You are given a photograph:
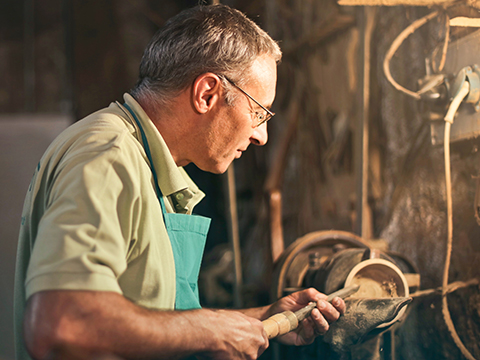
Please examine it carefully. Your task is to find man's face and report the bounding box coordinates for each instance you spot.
[199,55,277,174]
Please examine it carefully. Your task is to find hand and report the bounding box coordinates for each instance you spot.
[267,288,346,346]
[197,309,269,360]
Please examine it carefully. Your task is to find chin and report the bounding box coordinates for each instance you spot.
[214,163,231,174]
[198,161,231,175]
[196,154,236,174]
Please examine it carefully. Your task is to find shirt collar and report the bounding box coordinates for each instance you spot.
[115,93,204,208]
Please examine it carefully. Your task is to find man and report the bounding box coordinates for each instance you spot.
[14,4,345,360]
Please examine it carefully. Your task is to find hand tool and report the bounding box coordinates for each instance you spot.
[262,284,360,339]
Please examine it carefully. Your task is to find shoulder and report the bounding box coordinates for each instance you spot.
[46,105,144,166]
[32,105,150,203]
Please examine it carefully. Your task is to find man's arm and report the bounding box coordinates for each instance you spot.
[24,290,268,360]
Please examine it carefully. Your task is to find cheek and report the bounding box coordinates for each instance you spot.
[222,108,253,144]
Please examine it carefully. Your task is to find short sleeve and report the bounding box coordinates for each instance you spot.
[25,135,139,299]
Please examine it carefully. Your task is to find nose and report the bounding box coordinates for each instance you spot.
[250,122,268,146]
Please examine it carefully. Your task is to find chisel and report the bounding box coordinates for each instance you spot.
[262,284,360,339]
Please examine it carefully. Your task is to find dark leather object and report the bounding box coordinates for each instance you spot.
[323,297,412,352]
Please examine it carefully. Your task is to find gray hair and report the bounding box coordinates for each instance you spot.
[130,4,282,106]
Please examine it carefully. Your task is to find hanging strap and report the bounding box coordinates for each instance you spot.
[123,103,168,214]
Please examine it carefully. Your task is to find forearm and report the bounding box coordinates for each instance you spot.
[25,291,219,360]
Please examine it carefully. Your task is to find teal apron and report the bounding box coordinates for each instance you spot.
[124,103,211,310]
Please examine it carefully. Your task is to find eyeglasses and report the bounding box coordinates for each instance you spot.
[218,75,275,127]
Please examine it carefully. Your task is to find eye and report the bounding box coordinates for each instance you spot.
[256,112,266,121]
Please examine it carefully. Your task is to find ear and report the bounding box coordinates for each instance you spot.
[192,73,222,114]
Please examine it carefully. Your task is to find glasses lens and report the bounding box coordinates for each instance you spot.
[256,112,274,127]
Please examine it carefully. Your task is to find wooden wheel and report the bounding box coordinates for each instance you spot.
[271,230,369,300]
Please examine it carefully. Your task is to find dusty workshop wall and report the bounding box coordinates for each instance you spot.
[246,1,480,359]
[239,0,360,302]
[222,0,480,359]
[374,5,480,359]
[266,0,358,240]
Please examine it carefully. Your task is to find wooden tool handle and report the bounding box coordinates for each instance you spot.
[262,310,298,339]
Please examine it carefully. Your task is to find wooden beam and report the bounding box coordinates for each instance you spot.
[265,100,300,264]
[450,16,480,27]
[338,0,454,6]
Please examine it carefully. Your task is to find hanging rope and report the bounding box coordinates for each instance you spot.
[383,10,443,100]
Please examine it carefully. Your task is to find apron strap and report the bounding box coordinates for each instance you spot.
[123,103,168,215]
[123,101,210,311]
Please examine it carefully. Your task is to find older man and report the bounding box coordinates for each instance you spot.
[15,4,345,360]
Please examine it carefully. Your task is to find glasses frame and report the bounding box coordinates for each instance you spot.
[218,75,275,127]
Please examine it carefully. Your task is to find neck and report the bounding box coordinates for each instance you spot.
[135,93,195,168]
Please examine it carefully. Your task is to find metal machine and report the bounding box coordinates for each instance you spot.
[270,230,419,354]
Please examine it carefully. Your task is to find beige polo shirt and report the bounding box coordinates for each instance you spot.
[14,94,205,360]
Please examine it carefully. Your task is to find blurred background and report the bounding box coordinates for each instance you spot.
[1,0,480,359]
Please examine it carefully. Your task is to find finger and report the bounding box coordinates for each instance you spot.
[253,321,269,358]
[309,309,329,335]
[258,333,269,357]
[314,300,340,324]
[298,318,318,345]
[331,297,346,315]
[291,288,327,305]
[261,327,270,349]
[301,317,316,338]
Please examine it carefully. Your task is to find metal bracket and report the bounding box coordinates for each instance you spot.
[451,65,480,108]
[430,64,480,145]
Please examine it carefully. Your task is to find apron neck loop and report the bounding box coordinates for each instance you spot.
[123,102,168,215]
